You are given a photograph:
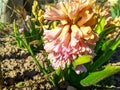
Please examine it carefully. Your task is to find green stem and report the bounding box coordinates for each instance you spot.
[28,45,47,74]
[13,20,22,47]
[21,39,55,85]
[27,46,55,85]
[12,21,55,85]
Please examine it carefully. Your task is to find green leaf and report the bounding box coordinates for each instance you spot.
[16,82,24,87]
[110,33,120,50]
[13,20,23,47]
[102,39,112,51]
[95,26,117,53]
[55,67,61,76]
[117,0,120,16]
[54,67,62,85]
[72,55,92,70]
[10,88,13,90]
[94,17,105,35]
[110,6,117,18]
[91,32,120,71]
[0,22,7,28]
[80,64,120,86]
[65,69,82,88]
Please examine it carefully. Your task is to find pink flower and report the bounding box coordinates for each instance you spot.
[44,0,98,73]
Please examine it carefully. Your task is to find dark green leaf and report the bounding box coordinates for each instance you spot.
[95,26,117,53]
[102,39,112,51]
[54,67,62,85]
[90,33,120,71]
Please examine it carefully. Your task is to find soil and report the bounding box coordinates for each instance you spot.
[0,25,120,90]
[0,25,54,90]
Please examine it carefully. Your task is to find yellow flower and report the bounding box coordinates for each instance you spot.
[106,16,120,39]
[111,16,120,26]
[38,9,44,23]
[32,0,39,16]
[108,0,118,6]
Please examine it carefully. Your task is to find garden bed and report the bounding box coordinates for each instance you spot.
[0,24,120,90]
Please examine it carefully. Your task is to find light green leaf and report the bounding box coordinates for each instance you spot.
[72,55,92,70]
[80,64,120,86]
[110,34,120,50]
[10,88,13,90]
[94,17,105,35]
[16,82,24,87]
[55,67,61,76]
